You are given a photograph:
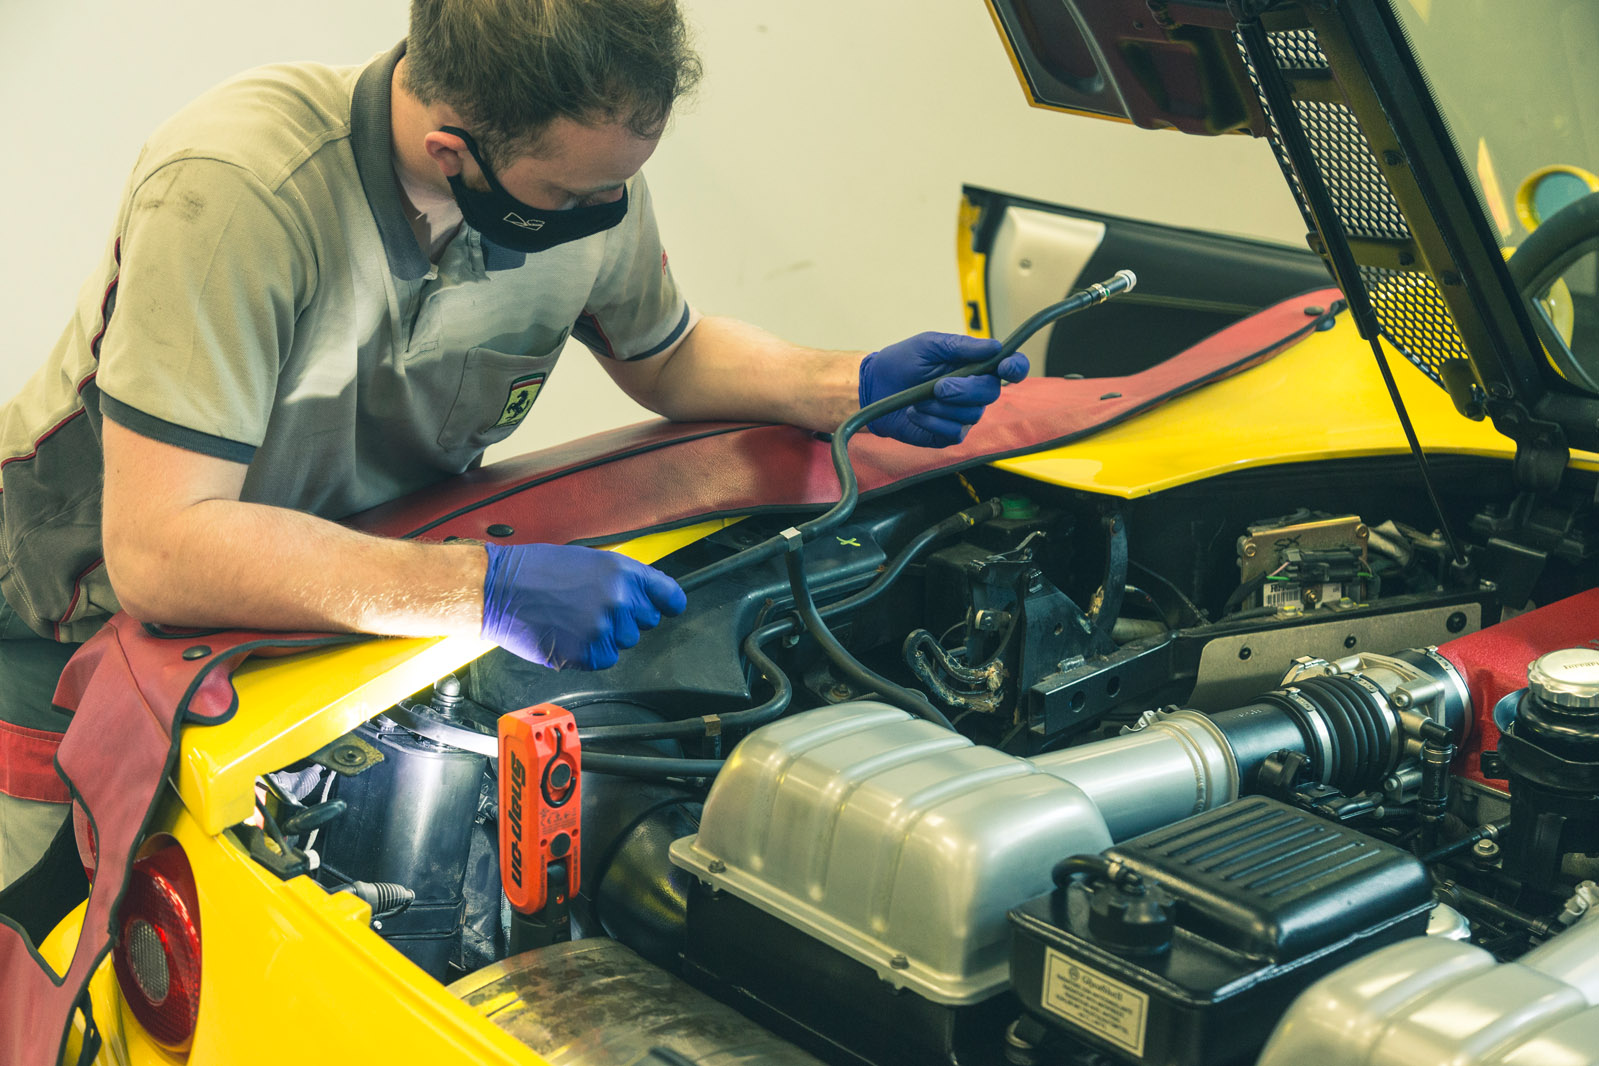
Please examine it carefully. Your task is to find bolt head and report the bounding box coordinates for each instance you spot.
[708,859,727,874]
[889,953,910,970]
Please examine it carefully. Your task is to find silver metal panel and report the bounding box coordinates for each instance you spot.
[449,938,823,1066]
[1189,602,1481,710]
[1033,710,1239,841]
[671,703,1115,1005]
[1496,1008,1599,1066]
[1260,910,1599,1066]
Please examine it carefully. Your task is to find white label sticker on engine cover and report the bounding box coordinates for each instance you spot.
[1040,948,1149,1058]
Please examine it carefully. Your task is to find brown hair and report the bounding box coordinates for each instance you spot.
[404,0,701,166]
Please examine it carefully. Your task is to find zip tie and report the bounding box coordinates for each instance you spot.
[780,527,803,552]
[704,714,722,738]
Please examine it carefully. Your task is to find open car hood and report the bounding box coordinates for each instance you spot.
[986,0,1599,475]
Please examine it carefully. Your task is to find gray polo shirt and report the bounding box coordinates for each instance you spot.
[0,43,692,642]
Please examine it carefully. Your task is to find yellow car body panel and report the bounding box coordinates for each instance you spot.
[43,802,543,1066]
[956,197,993,340]
[992,309,1599,497]
[180,634,493,836]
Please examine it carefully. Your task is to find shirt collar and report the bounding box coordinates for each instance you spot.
[351,41,434,281]
[352,41,529,278]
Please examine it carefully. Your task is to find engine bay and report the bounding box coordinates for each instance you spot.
[242,445,1599,1066]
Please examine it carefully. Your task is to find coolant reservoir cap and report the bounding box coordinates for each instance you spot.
[1528,648,1599,709]
[1086,877,1175,956]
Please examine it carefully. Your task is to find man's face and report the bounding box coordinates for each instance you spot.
[461,117,661,211]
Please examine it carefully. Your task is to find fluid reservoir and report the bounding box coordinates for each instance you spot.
[1501,648,1599,892]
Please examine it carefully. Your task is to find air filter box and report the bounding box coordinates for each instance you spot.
[1009,796,1432,1066]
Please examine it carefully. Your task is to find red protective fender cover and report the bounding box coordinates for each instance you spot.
[1439,588,1599,788]
[348,289,1344,547]
[0,620,358,1066]
[0,288,1337,1065]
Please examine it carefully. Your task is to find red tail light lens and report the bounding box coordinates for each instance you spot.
[111,841,201,1053]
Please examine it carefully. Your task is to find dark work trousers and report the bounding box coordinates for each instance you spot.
[0,594,82,888]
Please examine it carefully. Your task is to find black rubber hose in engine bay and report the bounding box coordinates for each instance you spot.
[577,497,1003,745]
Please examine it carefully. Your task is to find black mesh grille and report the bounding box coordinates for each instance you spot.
[1238,26,1464,385]
[1297,101,1411,240]
[1265,25,1327,69]
[1359,265,1465,379]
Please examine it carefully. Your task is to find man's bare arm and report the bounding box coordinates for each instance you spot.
[101,418,487,635]
[598,315,865,432]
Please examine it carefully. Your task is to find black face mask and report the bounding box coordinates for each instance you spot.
[439,125,629,253]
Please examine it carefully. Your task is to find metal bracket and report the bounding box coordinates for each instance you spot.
[308,732,386,776]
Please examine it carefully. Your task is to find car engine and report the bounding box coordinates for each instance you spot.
[251,450,1599,1066]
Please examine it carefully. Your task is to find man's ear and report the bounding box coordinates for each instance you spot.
[422,129,471,180]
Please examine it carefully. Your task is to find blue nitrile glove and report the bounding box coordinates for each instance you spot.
[857,332,1030,448]
[480,542,687,670]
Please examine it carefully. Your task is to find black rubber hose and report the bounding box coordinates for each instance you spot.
[906,628,1001,687]
[1435,881,1561,940]
[579,751,724,779]
[1052,854,1116,888]
[678,272,1136,594]
[576,623,795,743]
[1416,819,1509,865]
[786,541,955,729]
[822,497,1003,618]
[577,498,1002,744]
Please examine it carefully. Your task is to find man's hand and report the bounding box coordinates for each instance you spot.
[857,333,1029,448]
[480,543,687,670]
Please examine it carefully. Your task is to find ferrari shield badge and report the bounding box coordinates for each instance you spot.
[494,373,547,430]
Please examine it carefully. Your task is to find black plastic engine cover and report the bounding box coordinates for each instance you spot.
[684,885,1018,1066]
[1009,797,1432,1066]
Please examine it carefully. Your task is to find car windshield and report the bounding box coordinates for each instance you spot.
[1394,0,1599,384]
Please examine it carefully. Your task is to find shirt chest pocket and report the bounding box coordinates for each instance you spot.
[436,340,565,454]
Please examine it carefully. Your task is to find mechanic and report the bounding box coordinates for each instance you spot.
[0,0,1026,888]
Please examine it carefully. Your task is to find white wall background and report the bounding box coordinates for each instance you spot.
[0,1,1306,459]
